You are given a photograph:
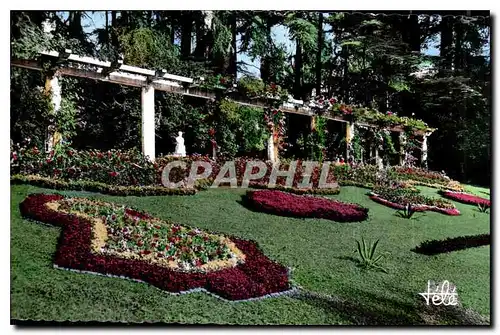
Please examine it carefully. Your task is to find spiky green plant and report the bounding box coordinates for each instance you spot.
[396,203,417,219]
[355,237,388,273]
[477,203,490,213]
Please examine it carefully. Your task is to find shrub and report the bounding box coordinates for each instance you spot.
[412,234,490,255]
[11,174,196,196]
[245,189,369,222]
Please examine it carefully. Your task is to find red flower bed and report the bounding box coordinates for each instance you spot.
[245,190,369,222]
[369,193,460,216]
[19,193,291,301]
[438,190,490,207]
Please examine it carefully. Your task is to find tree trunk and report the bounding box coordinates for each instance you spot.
[105,11,109,47]
[194,12,206,58]
[68,11,84,40]
[293,39,303,100]
[315,12,324,96]
[454,17,465,70]
[405,14,421,53]
[440,16,454,70]
[227,12,238,76]
[180,12,193,58]
[341,44,349,103]
[260,22,273,83]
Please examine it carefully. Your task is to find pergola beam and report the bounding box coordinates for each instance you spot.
[11,56,435,136]
[12,51,436,164]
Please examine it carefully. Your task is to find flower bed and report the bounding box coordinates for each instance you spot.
[438,190,490,207]
[412,234,490,255]
[247,182,340,195]
[11,142,464,194]
[19,193,292,301]
[245,190,369,222]
[391,167,464,191]
[369,186,460,216]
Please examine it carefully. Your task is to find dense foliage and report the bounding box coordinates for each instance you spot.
[10,10,490,185]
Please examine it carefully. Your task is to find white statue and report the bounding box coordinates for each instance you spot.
[175,131,186,157]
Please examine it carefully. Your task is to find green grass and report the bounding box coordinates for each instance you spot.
[10,184,490,325]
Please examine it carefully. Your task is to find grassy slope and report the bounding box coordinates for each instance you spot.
[10,184,490,324]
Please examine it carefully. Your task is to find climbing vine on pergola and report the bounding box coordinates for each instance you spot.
[11,50,435,167]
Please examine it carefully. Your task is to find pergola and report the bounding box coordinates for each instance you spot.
[11,50,435,167]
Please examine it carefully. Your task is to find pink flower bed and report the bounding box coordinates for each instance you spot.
[245,190,369,222]
[438,190,490,207]
[369,194,461,216]
[19,193,292,301]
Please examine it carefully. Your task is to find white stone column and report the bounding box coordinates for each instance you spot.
[422,134,429,168]
[374,145,383,170]
[399,132,407,166]
[267,134,275,162]
[141,85,155,162]
[45,73,62,152]
[345,122,355,161]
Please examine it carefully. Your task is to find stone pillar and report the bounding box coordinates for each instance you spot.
[422,134,429,168]
[141,84,155,162]
[44,72,62,152]
[267,133,275,162]
[374,144,383,170]
[399,132,407,166]
[345,122,355,161]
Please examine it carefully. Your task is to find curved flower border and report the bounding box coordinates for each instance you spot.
[245,189,369,222]
[369,192,460,216]
[438,190,490,207]
[19,193,292,301]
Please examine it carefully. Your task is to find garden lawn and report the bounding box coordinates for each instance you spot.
[10,184,490,325]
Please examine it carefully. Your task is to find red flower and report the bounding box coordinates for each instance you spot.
[246,190,368,222]
[329,98,337,104]
[270,83,277,90]
[97,152,104,159]
[19,193,292,301]
[208,128,216,137]
[109,171,119,177]
[440,191,490,207]
[67,150,73,157]
[11,152,17,161]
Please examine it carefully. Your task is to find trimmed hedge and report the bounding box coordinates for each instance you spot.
[11,174,197,196]
[412,234,490,255]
